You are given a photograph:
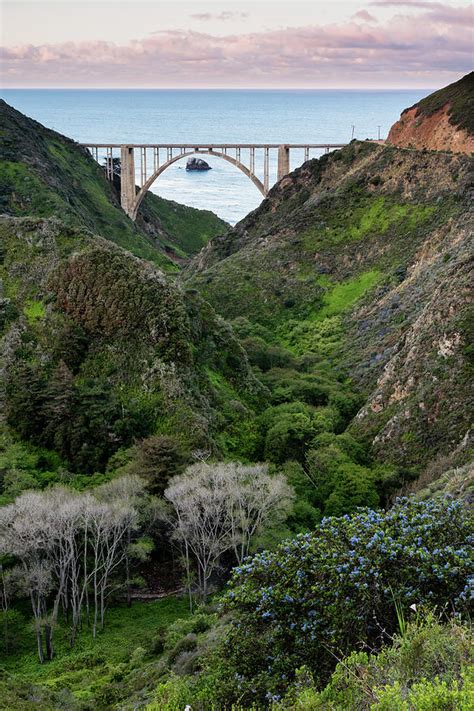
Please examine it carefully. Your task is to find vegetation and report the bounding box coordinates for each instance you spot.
[280,615,473,709]
[144,500,473,709]
[0,91,472,710]
[165,462,293,599]
[215,498,472,705]
[0,100,226,267]
[141,192,228,256]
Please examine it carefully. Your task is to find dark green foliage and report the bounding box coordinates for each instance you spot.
[278,462,322,532]
[306,435,380,515]
[218,498,473,704]
[0,218,260,475]
[260,402,333,463]
[4,358,154,472]
[124,434,190,495]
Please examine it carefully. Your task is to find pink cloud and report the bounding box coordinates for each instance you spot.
[371,1,473,24]
[352,10,378,22]
[1,4,471,88]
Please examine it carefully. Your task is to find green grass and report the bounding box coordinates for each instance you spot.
[316,270,382,320]
[276,271,382,358]
[3,596,191,701]
[23,299,46,324]
[142,192,228,256]
[302,196,436,250]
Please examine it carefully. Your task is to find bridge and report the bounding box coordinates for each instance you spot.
[82,143,347,220]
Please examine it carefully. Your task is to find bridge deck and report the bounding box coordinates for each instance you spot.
[80,143,347,149]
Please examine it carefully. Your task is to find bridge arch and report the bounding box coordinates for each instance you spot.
[131,150,266,220]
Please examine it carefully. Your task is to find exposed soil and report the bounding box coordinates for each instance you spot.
[387,105,474,154]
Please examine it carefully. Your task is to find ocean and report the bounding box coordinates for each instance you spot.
[1,88,429,224]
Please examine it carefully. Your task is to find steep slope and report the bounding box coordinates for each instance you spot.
[0,216,262,477]
[0,100,227,268]
[187,141,473,469]
[387,72,474,153]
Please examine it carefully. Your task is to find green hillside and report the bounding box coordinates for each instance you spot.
[0,100,227,269]
[187,141,473,471]
[0,92,472,711]
[0,216,261,486]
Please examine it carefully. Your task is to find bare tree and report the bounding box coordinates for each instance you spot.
[221,463,293,564]
[165,463,233,601]
[83,477,144,637]
[0,492,55,660]
[0,476,146,655]
[165,462,294,601]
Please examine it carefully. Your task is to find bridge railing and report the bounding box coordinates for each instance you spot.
[81,142,347,190]
[81,142,352,219]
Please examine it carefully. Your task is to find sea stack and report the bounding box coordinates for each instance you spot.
[186,157,212,171]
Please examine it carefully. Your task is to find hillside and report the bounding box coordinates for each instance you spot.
[187,140,473,470]
[0,100,227,268]
[387,72,474,153]
[0,216,261,482]
[0,94,472,711]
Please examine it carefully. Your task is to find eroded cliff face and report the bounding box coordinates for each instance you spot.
[387,104,474,153]
[387,72,474,154]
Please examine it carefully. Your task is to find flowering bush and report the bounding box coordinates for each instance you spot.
[221,498,473,704]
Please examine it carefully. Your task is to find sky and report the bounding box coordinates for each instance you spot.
[1,0,472,88]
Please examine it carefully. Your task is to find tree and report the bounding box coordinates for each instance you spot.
[221,463,293,565]
[126,435,188,495]
[165,462,293,601]
[0,477,146,657]
[0,492,55,661]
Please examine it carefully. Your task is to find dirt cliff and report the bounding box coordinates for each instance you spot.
[387,72,474,153]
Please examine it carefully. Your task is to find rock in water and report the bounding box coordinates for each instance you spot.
[186,157,212,171]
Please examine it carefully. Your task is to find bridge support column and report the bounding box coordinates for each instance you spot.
[120,145,136,219]
[277,145,290,181]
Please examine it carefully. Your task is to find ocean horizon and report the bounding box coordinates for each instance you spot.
[1,88,430,223]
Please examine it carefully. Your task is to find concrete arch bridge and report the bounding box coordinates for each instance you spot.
[82,143,347,220]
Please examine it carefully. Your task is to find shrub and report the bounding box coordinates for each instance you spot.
[306,439,380,515]
[167,634,198,665]
[281,615,472,709]
[261,402,337,464]
[220,498,473,704]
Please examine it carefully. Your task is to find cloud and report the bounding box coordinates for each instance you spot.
[1,3,471,87]
[371,1,473,24]
[190,11,249,22]
[352,10,378,22]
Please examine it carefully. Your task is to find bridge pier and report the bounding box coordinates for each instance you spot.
[277,145,290,181]
[120,145,136,218]
[83,141,347,221]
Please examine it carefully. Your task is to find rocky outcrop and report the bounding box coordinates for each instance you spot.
[387,72,474,153]
[186,157,212,171]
